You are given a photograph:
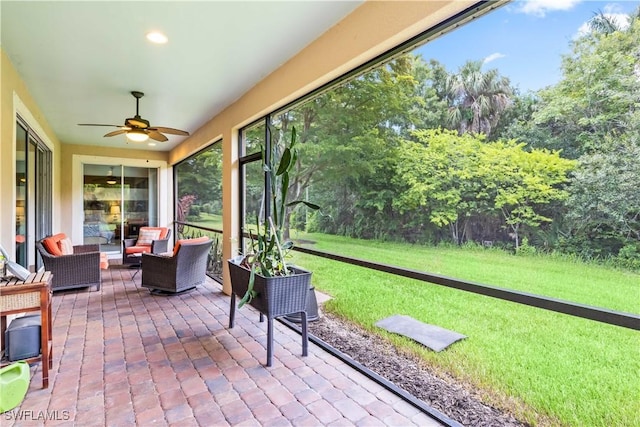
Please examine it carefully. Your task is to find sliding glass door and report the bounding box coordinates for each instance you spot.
[16,117,52,270]
[83,164,159,253]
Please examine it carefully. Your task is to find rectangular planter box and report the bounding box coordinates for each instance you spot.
[227,256,312,366]
[228,256,311,318]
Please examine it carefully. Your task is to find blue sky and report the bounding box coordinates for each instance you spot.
[415,0,638,93]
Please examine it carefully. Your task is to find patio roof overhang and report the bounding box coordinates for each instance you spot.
[0,1,480,296]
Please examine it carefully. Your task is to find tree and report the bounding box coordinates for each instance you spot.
[493,92,564,151]
[588,8,634,35]
[395,129,485,244]
[275,55,425,239]
[533,10,640,158]
[529,9,640,259]
[395,130,576,248]
[478,142,576,249]
[445,60,513,138]
[176,147,223,212]
[565,135,640,257]
[409,58,449,130]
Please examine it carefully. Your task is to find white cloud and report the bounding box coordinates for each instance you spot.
[575,21,592,37]
[483,53,506,65]
[516,0,582,17]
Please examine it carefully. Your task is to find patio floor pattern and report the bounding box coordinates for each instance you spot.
[4,265,442,426]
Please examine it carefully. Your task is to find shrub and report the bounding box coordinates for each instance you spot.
[516,237,537,256]
[615,243,640,271]
[188,205,201,217]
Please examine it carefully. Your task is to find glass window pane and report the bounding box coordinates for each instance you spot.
[83,164,158,252]
[15,119,51,270]
[15,123,27,266]
[175,143,223,230]
[241,159,265,253]
[83,164,119,248]
[242,120,265,157]
[123,166,156,237]
[174,141,223,280]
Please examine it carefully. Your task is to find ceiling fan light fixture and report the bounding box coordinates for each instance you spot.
[146,31,168,44]
[106,168,117,185]
[127,129,149,142]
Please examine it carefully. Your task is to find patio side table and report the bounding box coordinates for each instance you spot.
[0,271,53,388]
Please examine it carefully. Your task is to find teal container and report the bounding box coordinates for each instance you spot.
[0,362,30,413]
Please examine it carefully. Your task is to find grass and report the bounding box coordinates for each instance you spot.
[182,213,222,231]
[287,232,640,426]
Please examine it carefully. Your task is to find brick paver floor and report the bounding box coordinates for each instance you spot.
[3,265,442,426]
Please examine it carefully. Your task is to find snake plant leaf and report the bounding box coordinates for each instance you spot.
[260,263,272,277]
[290,126,298,149]
[238,266,258,308]
[287,200,321,210]
[276,147,292,176]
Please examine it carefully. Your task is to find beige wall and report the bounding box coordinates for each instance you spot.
[1,49,61,261]
[2,0,475,290]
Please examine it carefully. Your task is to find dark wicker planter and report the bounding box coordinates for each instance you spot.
[228,256,311,366]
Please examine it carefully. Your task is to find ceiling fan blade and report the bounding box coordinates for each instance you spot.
[149,126,189,136]
[80,93,187,141]
[78,123,121,127]
[148,130,168,142]
[104,129,128,137]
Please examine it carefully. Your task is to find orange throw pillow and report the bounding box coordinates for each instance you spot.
[42,233,66,256]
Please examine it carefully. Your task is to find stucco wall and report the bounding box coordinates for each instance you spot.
[1,49,61,257]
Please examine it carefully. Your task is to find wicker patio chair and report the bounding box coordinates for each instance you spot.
[36,238,102,292]
[122,227,171,265]
[141,237,212,294]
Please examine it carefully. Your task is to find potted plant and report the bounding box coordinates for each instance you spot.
[228,126,319,366]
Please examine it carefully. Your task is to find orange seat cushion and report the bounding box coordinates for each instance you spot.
[125,245,152,255]
[172,236,210,256]
[42,233,67,256]
[100,253,109,269]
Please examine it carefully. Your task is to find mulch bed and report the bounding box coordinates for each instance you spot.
[307,311,529,427]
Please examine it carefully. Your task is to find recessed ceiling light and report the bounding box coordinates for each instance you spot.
[148,142,157,147]
[146,31,168,44]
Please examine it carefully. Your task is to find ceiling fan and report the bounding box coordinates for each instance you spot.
[78,91,189,142]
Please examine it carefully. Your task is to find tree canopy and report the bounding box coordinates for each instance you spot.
[179,7,639,268]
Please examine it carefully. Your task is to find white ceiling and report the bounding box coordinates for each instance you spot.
[1,1,362,151]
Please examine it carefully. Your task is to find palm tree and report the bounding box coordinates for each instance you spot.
[587,8,639,35]
[445,60,513,138]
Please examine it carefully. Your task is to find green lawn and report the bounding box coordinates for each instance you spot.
[288,232,640,426]
[182,213,222,231]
